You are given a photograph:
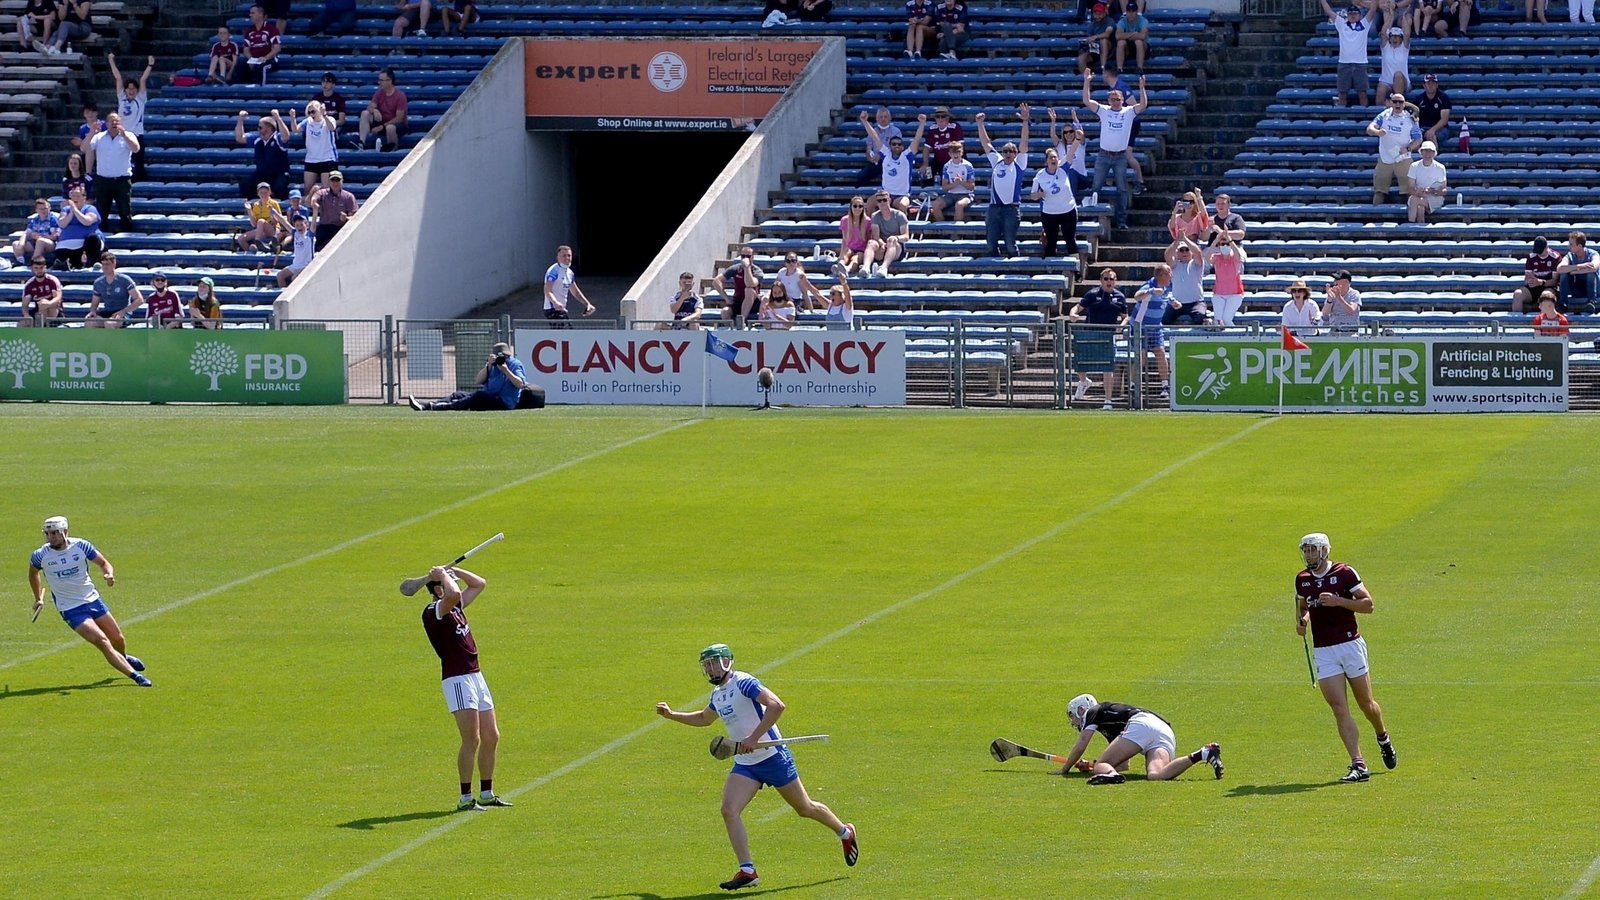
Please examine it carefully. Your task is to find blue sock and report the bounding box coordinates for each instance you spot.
[739,861,755,873]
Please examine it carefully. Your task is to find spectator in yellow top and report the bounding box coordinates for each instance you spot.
[238,181,283,253]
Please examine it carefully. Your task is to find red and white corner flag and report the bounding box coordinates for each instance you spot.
[1282,327,1309,351]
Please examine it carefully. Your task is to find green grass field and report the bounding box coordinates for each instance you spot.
[2,405,1597,899]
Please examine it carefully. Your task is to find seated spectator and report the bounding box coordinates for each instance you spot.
[235,6,281,86]
[1556,231,1599,315]
[144,272,186,328]
[1130,265,1172,398]
[1114,0,1149,73]
[306,0,358,36]
[1415,0,1447,34]
[407,343,534,411]
[1068,268,1129,408]
[714,245,764,324]
[262,0,289,33]
[1513,235,1560,313]
[1205,230,1247,326]
[19,257,64,326]
[1282,278,1323,335]
[931,141,976,222]
[72,101,104,154]
[189,276,222,328]
[235,109,291,199]
[1405,140,1447,224]
[86,250,143,328]
[1532,292,1569,338]
[838,196,871,274]
[393,0,431,38]
[861,110,926,216]
[63,152,92,199]
[661,272,704,329]
[309,171,358,249]
[861,190,910,278]
[1366,94,1421,207]
[1449,0,1477,36]
[1162,235,1208,325]
[1376,19,1410,105]
[760,281,797,330]
[14,197,59,265]
[1412,74,1451,147]
[824,270,854,330]
[1168,189,1212,241]
[17,0,55,53]
[773,252,826,311]
[277,214,316,287]
[310,73,349,131]
[935,0,970,60]
[440,0,481,34]
[358,69,408,153]
[238,181,283,253]
[905,0,937,59]
[1077,3,1115,76]
[52,187,103,269]
[207,26,239,84]
[1322,269,1362,333]
[38,0,90,55]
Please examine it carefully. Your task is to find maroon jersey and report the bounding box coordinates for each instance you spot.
[311,90,348,119]
[1525,251,1559,283]
[1296,562,1363,648]
[146,288,182,321]
[245,24,281,60]
[925,121,964,168]
[210,40,238,61]
[23,274,62,311]
[422,600,480,679]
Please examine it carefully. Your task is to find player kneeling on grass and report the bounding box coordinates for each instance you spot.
[655,643,857,891]
[28,516,151,687]
[1054,694,1221,785]
[407,564,512,811]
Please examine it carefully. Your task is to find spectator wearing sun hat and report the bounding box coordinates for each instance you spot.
[1282,278,1323,335]
[309,171,358,249]
[144,272,186,328]
[1411,73,1452,146]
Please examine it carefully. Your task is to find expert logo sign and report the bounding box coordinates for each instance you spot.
[648,52,687,92]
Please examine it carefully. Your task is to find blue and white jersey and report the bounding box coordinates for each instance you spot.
[544,263,575,310]
[880,148,915,196]
[942,158,976,194]
[26,212,59,236]
[30,538,102,612]
[302,117,339,165]
[984,150,1029,205]
[707,670,783,765]
[1131,277,1169,324]
[1031,166,1077,214]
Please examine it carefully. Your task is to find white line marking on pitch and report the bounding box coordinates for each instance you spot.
[1563,854,1600,899]
[0,419,699,674]
[308,415,1276,897]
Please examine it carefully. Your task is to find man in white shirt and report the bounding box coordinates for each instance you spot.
[1365,94,1421,206]
[544,244,596,327]
[976,103,1031,257]
[1405,141,1448,224]
[1323,0,1377,107]
[85,112,141,232]
[860,110,927,215]
[1081,71,1147,231]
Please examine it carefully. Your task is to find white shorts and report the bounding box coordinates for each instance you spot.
[1315,636,1370,681]
[1119,712,1178,757]
[442,672,494,713]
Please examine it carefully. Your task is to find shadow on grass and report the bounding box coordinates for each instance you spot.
[336,810,456,830]
[593,875,848,900]
[0,677,119,699]
[1225,781,1343,797]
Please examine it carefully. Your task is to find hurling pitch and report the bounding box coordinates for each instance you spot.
[1,405,1596,899]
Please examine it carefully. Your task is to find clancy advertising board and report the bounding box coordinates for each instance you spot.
[512,329,905,405]
[524,38,822,131]
[1171,336,1567,412]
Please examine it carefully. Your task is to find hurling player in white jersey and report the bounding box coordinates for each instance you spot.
[656,643,857,891]
[27,516,151,686]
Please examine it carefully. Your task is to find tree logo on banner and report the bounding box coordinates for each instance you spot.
[0,338,45,389]
[190,341,239,391]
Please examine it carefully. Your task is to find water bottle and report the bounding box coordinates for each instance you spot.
[1457,117,1471,156]
[813,242,821,260]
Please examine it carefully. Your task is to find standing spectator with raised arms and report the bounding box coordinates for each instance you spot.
[1029,146,1077,259]
[1047,107,1090,199]
[976,103,1031,258]
[1082,71,1146,231]
[294,99,341,195]
[107,53,153,182]
[29,517,151,687]
[1375,16,1410,105]
[855,106,899,188]
[1323,0,1377,108]
[861,110,926,215]
[235,108,291,200]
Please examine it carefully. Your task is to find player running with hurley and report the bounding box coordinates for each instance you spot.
[655,643,857,891]
[1053,694,1222,785]
[1296,532,1396,783]
[28,516,151,687]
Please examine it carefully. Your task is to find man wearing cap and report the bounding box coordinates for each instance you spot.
[1376,21,1410,104]
[1321,270,1362,332]
[85,112,139,233]
[1321,0,1376,108]
[1410,74,1452,146]
[976,104,1031,257]
[309,171,358,249]
[235,108,291,199]
[1406,141,1448,224]
[86,250,144,328]
[29,517,151,687]
[1077,2,1115,75]
[1365,92,1421,208]
[144,272,186,327]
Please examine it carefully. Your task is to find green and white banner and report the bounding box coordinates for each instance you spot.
[0,330,346,404]
[1171,336,1568,412]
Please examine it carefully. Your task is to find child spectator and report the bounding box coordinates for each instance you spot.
[277,215,316,287]
[661,272,704,329]
[238,181,283,252]
[72,102,105,153]
[145,272,186,327]
[189,276,222,328]
[107,53,154,182]
[207,26,239,84]
[13,197,59,264]
[1533,292,1570,338]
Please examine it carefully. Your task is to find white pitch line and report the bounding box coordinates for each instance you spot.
[307,415,1276,898]
[0,419,699,674]
[1563,854,1600,899]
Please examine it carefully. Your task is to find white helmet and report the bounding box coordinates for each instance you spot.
[42,516,69,534]
[1067,693,1097,730]
[1300,532,1330,565]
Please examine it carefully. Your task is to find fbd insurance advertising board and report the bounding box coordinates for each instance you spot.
[0,330,346,404]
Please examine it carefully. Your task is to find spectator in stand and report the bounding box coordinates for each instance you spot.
[18,0,55,53]
[1068,268,1128,408]
[715,245,764,323]
[976,104,1031,258]
[309,171,358,249]
[63,152,92,200]
[1322,270,1362,333]
[107,54,153,182]
[838,195,871,274]
[19,257,64,326]
[1082,71,1147,231]
[284,187,309,224]
[824,271,854,330]
[1570,0,1593,24]
[295,100,341,195]
[1047,108,1091,199]
[905,0,937,59]
[544,244,596,326]
[1411,74,1451,147]
[1208,192,1246,242]
[1130,264,1172,399]
[235,109,291,199]
[440,0,481,34]
[358,69,408,153]
[262,0,290,33]
[856,106,899,187]
[52,187,103,269]
[1405,140,1447,224]
[72,101,104,154]
[14,197,59,265]
[1205,228,1247,326]
[1100,64,1146,194]
[1449,0,1477,36]
[1114,0,1149,73]
[1366,93,1420,208]
[935,0,970,60]
[1533,292,1569,337]
[1415,0,1447,34]
[1030,147,1078,259]
[1556,231,1599,315]
[930,140,976,222]
[1077,3,1115,76]
[862,189,911,277]
[310,73,349,131]
[276,214,316,287]
[1282,278,1322,335]
[773,252,826,312]
[1162,233,1208,325]
[921,106,963,184]
[85,111,138,233]
[1168,188,1212,241]
[238,181,283,253]
[38,0,89,55]
[306,0,359,36]
[144,272,186,328]
[663,272,704,329]
[1322,0,1377,108]
[861,110,926,215]
[1513,235,1560,313]
[1376,18,1410,105]
[393,0,432,38]
[236,5,282,86]
[207,25,239,84]
[85,250,143,328]
[189,276,222,328]
[760,281,797,330]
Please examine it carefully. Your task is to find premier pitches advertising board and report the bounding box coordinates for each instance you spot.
[524,38,822,131]
[513,329,906,405]
[0,330,346,404]
[1171,336,1567,412]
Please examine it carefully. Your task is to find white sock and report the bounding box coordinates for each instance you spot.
[460,793,473,803]
[837,825,851,838]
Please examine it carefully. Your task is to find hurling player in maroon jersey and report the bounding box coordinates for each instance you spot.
[1296,533,1395,783]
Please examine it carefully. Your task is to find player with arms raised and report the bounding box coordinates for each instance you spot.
[1054,694,1221,784]
[655,643,857,891]
[28,516,151,687]
[1296,532,1396,783]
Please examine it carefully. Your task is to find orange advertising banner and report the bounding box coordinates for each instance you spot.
[524,38,822,131]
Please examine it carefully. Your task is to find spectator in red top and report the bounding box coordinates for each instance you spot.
[236,5,282,86]
[920,106,964,185]
[19,257,64,326]
[309,170,359,248]
[207,26,239,85]
[1513,235,1560,313]
[358,68,409,152]
[1533,293,1569,337]
[144,272,186,328]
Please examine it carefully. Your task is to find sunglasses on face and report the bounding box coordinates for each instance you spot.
[851,202,864,208]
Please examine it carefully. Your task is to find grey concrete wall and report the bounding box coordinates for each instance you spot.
[622,36,847,324]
